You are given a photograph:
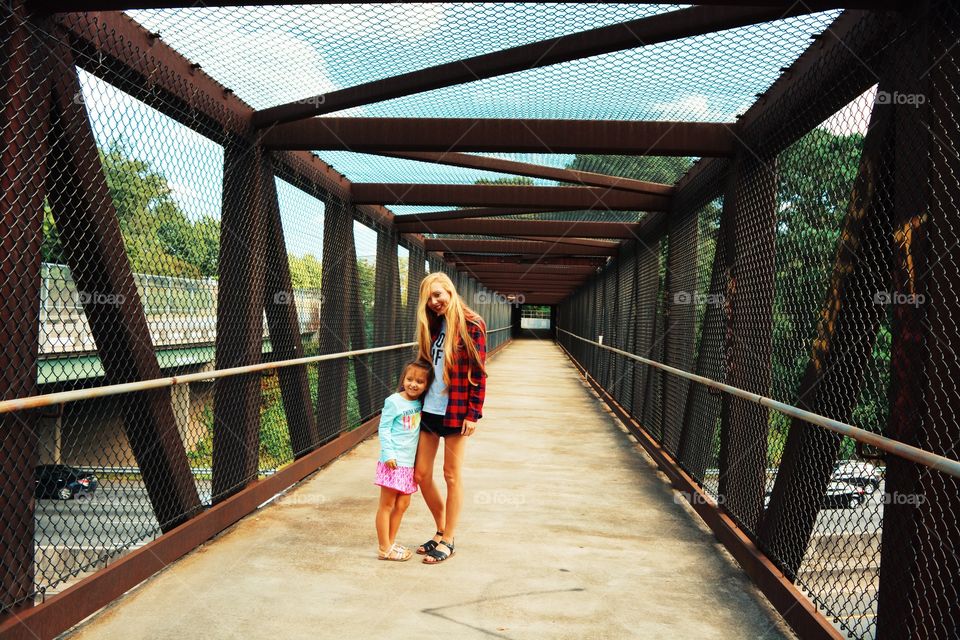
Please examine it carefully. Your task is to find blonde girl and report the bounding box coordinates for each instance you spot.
[413,272,487,564]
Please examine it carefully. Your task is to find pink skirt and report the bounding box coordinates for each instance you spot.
[375,461,418,495]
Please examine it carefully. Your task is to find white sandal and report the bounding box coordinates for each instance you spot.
[378,543,412,561]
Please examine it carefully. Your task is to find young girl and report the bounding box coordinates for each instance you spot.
[375,359,433,561]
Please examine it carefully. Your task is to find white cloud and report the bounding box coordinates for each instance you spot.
[652,94,739,122]
[129,5,451,110]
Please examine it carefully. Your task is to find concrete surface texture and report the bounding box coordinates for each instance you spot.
[66,337,794,640]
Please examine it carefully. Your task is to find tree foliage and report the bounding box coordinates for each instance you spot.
[42,141,220,278]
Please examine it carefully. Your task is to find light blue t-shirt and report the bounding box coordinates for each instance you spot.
[422,318,448,415]
[378,393,422,467]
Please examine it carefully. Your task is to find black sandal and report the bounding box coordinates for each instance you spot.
[416,531,443,555]
[424,539,455,564]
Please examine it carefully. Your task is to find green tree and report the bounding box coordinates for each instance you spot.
[289,253,323,289]
[567,154,693,184]
[43,140,221,278]
[475,176,534,186]
[773,128,866,405]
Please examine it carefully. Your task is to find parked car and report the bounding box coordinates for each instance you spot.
[763,480,866,510]
[823,481,866,509]
[832,460,882,493]
[34,465,98,500]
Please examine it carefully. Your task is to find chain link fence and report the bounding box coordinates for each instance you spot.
[0,5,511,619]
[3,3,959,639]
[559,5,960,639]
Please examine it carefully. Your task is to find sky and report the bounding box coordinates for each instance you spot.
[74,5,869,264]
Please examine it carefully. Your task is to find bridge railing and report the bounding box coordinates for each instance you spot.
[0,5,514,635]
[558,5,960,638]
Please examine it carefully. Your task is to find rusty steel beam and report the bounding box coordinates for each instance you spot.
[253,5,835,126]
[475,289,578,297]
[263,118,735,156]
[0,3,49,616]
[506,236,626,248]
[455,264,597,278]
[877,4,960,636]
[423,239,619,256]
[451,255,607,267]
[454,249,609,266]
[457,263,598,275]
[364,184,667,210]
[676,10,890,200]
[717,153,777,534]
[30,1,898,12]
[394,207,580,223]
[397,218,640,239]
[379,152,674,195]
[260,157,321,458]
[212,136,268,502]
[476,274,588,282]
[47,32,201,530]
[52,12,401,234]
[515,297,568,305]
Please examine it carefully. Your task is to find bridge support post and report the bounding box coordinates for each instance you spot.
[373,227,403,397]
[662,207,699,455]
[717,153,777,533]
[677,174,734,482]
[0,2,49,615]
[211,134,268,501]
[632,239,661,425]
[348,222,375,422]
[260,159,320,458]
[46,31,200,530]
[316,199,352,441]
[759,79,894,578]
[877,2,960,636]
[406,244,426,340]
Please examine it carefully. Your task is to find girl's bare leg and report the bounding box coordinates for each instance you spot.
[440,434,467,543]
[388,493,411,546]
[376,487,398,554]
[414,431,445,547]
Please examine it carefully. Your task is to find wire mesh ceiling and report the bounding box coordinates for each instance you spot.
[126,5,842,195]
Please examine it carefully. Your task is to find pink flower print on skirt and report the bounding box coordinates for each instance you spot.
[375,461,418,495]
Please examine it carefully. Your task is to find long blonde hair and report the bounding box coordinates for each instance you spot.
[416,272,486,388]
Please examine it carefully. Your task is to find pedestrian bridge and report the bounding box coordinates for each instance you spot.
[2,4,959,640]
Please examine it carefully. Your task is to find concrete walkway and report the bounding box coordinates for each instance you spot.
[67,338,792,640]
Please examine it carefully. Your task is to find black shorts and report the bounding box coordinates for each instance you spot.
[421,411,462,438]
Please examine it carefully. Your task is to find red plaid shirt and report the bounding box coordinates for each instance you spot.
[431,316,487,429]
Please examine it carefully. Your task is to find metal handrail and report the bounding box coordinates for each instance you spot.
[558,328,960,480]
[3,324,515,415]
[0,342,416,414]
